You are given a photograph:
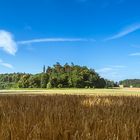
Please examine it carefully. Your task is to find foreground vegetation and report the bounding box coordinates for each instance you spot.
[0,63,117,89]
[0,94,140,140]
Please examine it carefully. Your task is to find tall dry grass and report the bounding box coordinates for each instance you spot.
[0,94,140,140]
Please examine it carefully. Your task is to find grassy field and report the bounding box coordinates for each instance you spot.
[1,88,140,95]
[0,89,140,140]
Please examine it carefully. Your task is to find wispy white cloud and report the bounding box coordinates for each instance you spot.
[1,63,13,69]
[17,38,94,45]
[96,67,113,73]
[131,44,140,48]
[0,30,17,55]
[0,59,14,69]
[96,65,126,73]
[77,0,88,2]
[96,65,126,81]
[0,29,95,55]
[110,65,126,68]
[105,23,140,41]
[129,52,140,56]
[78,0,125,5]
[96,67,119,81]
[24,25,32,31]
[101,0,125,8]
[117,0,126,5]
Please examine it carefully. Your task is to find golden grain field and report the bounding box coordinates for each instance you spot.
[0,91,140,140]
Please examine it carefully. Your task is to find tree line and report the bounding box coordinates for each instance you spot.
[119,79,140,87]
[0,63,118,89]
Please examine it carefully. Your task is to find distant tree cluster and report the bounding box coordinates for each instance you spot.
[0,63,118,89]
[119,79,140,87]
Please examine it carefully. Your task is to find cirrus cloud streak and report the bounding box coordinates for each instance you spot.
[17,38,95,45]
[0,59,14,69]
[105,23,140,41]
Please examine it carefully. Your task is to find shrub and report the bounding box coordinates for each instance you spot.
[58,84,63,88]
[47,82,52,89]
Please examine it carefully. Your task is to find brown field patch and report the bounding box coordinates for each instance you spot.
[0,94,140,140]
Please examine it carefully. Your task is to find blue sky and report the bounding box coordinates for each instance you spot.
[0,0,140,81]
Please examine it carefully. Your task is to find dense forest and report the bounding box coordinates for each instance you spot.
[119,79,140,87]
[0,63,118,89]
